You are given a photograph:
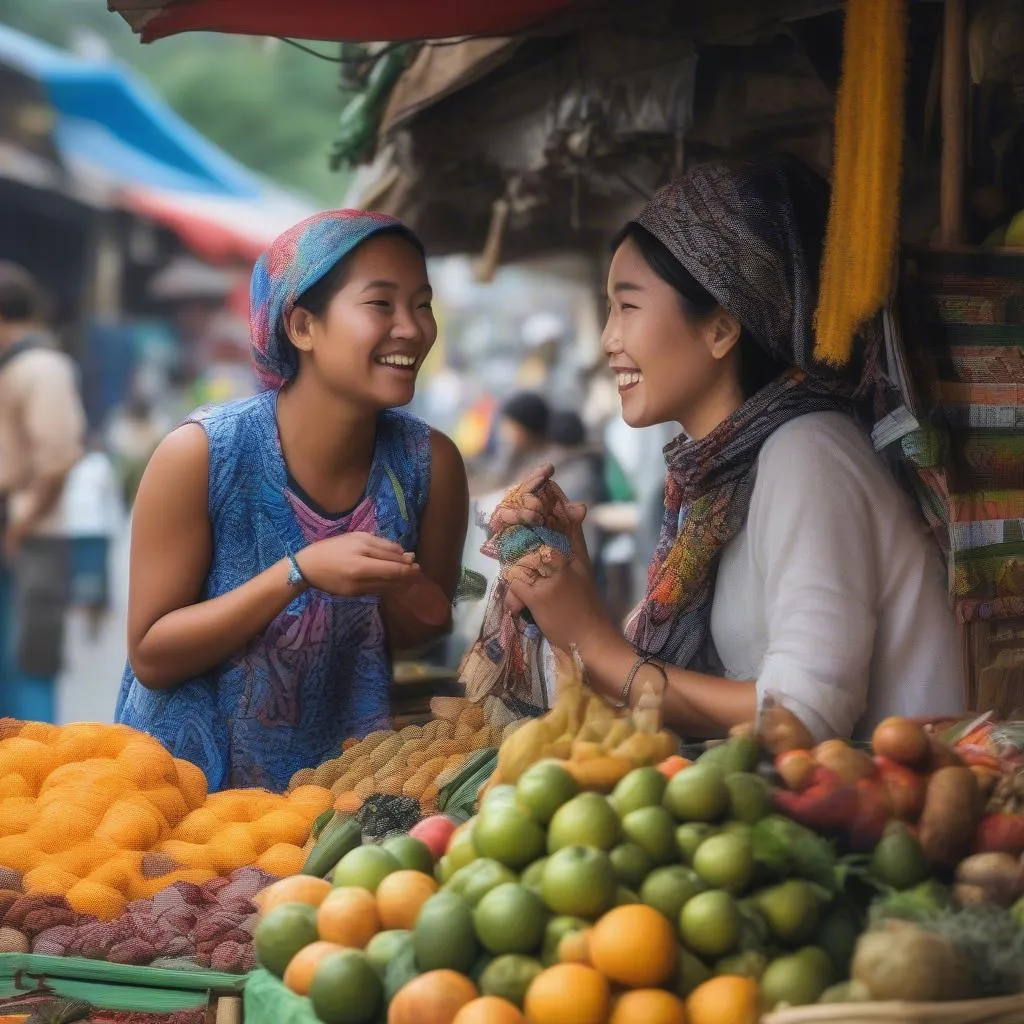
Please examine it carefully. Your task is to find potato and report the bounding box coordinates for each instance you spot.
[813,740,876,783]
[955,852,1024,907]
[918,766,982,869]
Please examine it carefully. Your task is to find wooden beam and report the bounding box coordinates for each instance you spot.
[940,0,967,245]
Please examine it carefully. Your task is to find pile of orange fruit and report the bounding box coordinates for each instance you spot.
[0,719,332,920]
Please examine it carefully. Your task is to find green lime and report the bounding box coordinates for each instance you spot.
[609,843,656,889]
[547,793,622,852]
[664,766,729,823]
[541,845,617,919]
[761,952,831,1009]
[413,891,478,973]
[680,890,741,958]
[446,823,479,873]
[482,784,520,808]
[610,766,667,818]
[479,954,544,1008]
[521,857,548,892]
[693,832,756,894]
[462,859,519,907]
[382,836,435,875]
[640,865,705,923]
[516,760,579,824]
[721,735,760,775]
[253,902,319,978]
[622,806,677,865]
[333,846,401,893]
[474,803,546,870]
[473,882,548,955]
[365,929,411,977]
[670,945,713,998]
[675,823,719,864]
[725,773,772,824]
[755,881,822,944]
[716,951,767,980]
[870,826,930,890]
[616,886,640,906]
[309,949,383,1024]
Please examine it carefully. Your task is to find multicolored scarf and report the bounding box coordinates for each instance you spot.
[249,209,416,390]
[624,154,882,669]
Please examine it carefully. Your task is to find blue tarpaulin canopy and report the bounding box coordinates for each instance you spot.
[0,23,262,197]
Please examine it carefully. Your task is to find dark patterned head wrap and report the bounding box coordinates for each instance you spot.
[623,154,881,668]
[249,209,419,391]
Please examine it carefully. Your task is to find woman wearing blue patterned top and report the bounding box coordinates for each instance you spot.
[116,211,469,792]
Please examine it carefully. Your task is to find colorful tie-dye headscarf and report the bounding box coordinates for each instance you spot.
[249,209,419,390]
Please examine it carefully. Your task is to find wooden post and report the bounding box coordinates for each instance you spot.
[939,0,967,245]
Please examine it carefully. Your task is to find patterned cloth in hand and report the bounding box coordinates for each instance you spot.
[459,478,575,717]
[625,153,883,669]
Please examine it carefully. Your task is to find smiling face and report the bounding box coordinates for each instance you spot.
[284,232,436,410]
[603,236,744,437]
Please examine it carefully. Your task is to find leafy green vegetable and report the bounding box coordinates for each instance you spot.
[750,814,839,892]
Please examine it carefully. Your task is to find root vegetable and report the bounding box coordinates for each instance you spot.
[775,750,816,791]
[955,852,1024,907]
[974,814,1024,857]
[851,920,972,1002]
[873,756,927,821]
[918,767,983,869]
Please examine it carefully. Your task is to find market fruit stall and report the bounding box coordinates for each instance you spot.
[238,661,1024,1024]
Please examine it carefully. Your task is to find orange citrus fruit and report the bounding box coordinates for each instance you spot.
[255,875,332,915]
[387,969,478,1024]
[452,995,527,1024]
[589,904,677,987]
[610,989,687,1024]
[283,940,346,996]
[686,976,760,1024]
[524,964,609,1024]
[556,928,592,965]
[376,869,438,930]
[316,886,380,948]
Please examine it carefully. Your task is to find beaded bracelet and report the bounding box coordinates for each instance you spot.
[615,654,667,709]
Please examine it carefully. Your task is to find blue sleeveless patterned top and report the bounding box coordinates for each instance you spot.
[115,389,432,793]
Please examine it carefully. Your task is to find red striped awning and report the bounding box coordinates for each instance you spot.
[109,0,579,44]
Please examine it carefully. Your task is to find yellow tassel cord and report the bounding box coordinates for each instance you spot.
[814,0,909,367]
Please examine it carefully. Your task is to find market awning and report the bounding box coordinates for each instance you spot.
[121,185,316,264]
[0,23,261,197]
[107,0,580,44]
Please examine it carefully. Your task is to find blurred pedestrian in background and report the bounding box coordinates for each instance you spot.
[0,262,85,722]
[61,435,123,641]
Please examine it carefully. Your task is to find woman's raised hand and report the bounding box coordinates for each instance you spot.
[297,532,421,597]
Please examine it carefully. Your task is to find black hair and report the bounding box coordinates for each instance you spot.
[548,410,587,447]
[293,225,426,320]
[611,223,785,400]
[502,391,550,439]
[0,261,44,323]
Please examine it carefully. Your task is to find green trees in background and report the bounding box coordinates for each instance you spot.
[0,0,352,203]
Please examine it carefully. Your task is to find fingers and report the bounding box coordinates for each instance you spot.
[566,501,588,524]
[521,463,554,492]
[354,535,414,562]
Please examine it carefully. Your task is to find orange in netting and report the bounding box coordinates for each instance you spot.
[22,864,79,896]
[206,823,258,874]
[116,739,177,789]
[170,808,223,845]
[255,843,307,879]
[65,879,127,921]
[0,738,56,788]
[283,940,346,996]
[94,795,167,851]
[316,887,380,948]
[588,904,677,988]
[172,758,208,810]
[250,809,310,851]
[375,870,438,930]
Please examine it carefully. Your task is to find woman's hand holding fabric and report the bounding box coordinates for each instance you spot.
[505,545,615,654]
[298,532,422,598]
